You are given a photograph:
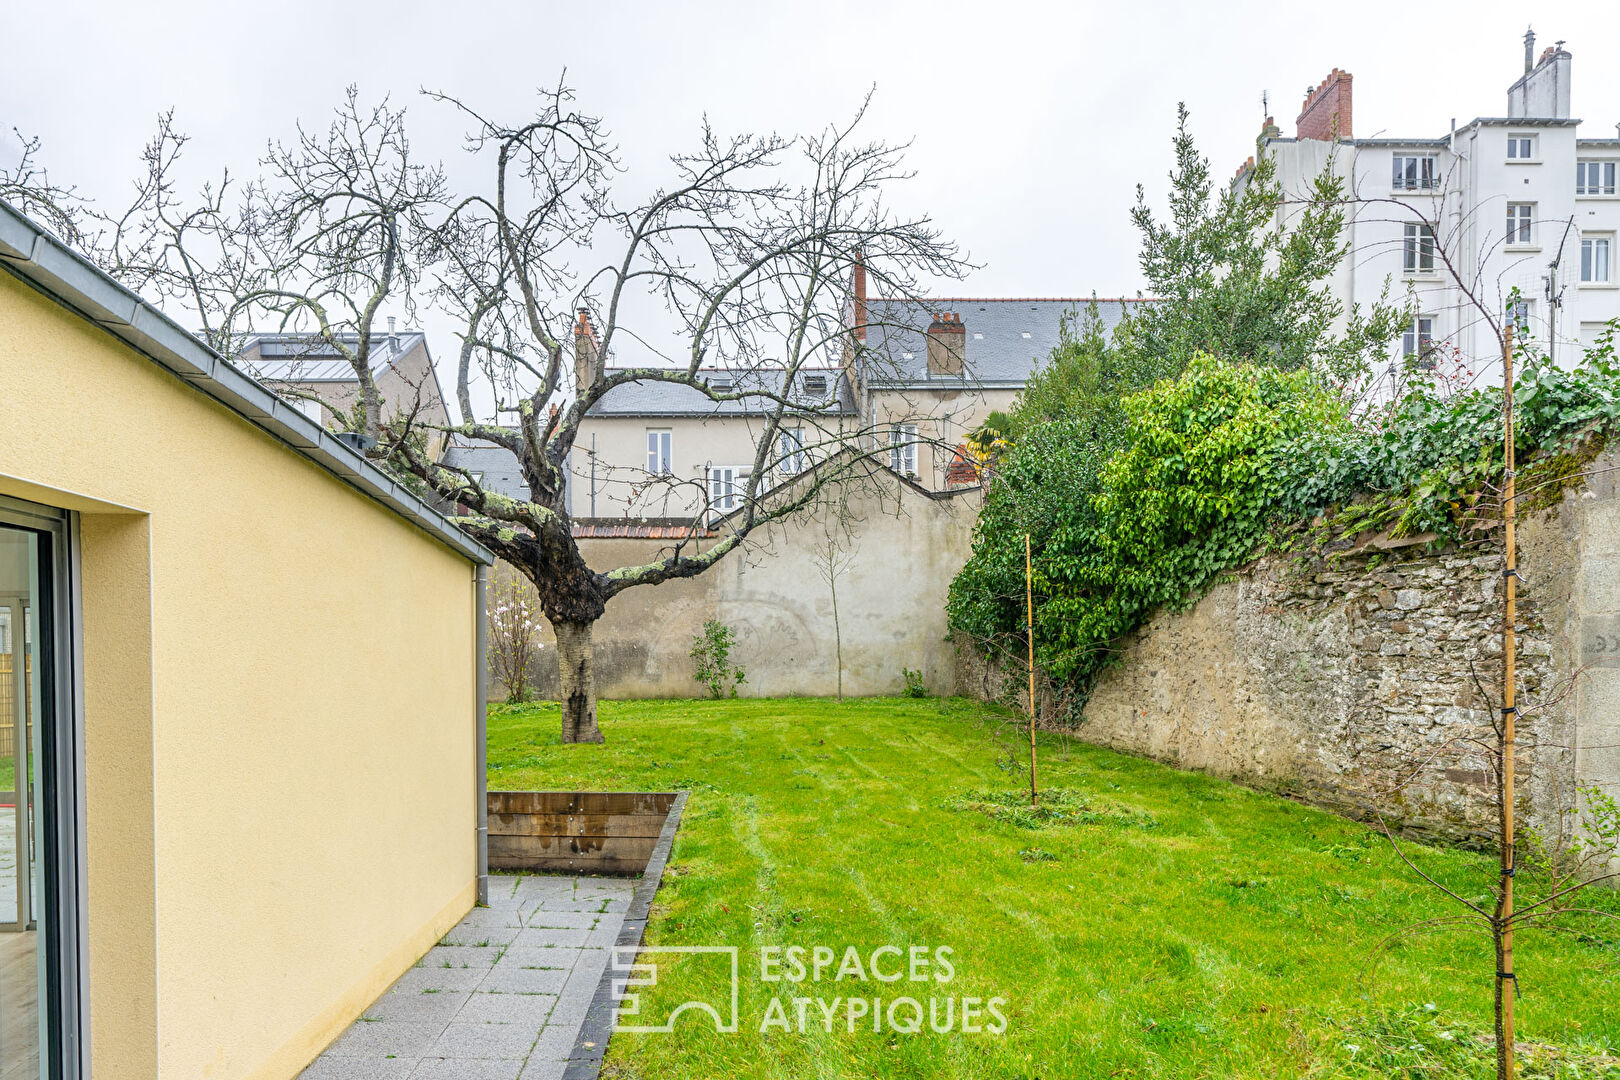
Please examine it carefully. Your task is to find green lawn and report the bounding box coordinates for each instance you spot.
[487,698,1620,1079]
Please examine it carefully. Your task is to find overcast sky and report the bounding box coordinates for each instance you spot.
[6,0,1619,416]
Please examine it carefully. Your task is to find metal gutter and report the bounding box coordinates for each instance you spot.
[0,199,493,567]
[474,564,489,906]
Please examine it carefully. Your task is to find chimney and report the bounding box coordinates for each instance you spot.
[926,312,965,376]
[574,308,600,392]
[1524,26,1535,74]
[386,315,398,350]
[1296,69,1353,141]
[852,252,868,343]
[1508,34,1571,119]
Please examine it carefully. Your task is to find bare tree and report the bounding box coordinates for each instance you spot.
[3,86,968,744]
[382,86,968,742]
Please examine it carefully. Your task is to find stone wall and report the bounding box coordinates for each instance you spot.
[961,452,1620,846]
[495,472,980,701]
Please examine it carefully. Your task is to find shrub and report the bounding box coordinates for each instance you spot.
[487,575,545,704]
[690,619,746,699]
[900,668,928,698]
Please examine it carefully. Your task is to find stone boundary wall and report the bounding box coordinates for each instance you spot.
[960,452,1620,846]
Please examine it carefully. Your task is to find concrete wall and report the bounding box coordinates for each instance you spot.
[504,473,980,700]
[0,272,480,1080]
[960,454,1620,847]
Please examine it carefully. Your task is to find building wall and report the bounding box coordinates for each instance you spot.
[0,272,480,1080]
[570,412,854,519]
[502,474,980,700]
[960,456,1620,848]
[1265,123,1620,392]
[867,386,1018,491]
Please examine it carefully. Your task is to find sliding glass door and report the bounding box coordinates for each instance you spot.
[0,501,82,1080]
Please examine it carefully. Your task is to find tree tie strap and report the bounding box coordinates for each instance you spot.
[1497,972,1521,999]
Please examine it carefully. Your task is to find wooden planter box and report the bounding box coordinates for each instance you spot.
[487,791,679,875]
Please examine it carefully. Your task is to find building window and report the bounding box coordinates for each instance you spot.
[646,429,673,475]
[1403,223,1436,273]
[1402,315,1436,367]
[779,428,805,474]
[709,374,734,393]
[1509,299,1533,336]
[888,423,919,476]
[1583,236,1613,284]
[706,465,749,518]
[802,373,828,396]
[1392,154,1438,190]
[1506,135,1535,160]
[1506,203,1534,246]
[1577,160,1618,196]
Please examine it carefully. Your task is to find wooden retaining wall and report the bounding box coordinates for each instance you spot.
[487,791,678,874]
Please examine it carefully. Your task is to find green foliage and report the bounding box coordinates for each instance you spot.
[1035,356,1344,685]
[899,668,928,698]
[690,619,746,699]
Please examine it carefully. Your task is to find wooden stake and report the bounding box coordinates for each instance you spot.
[1025,533,1038,809]
[1499,321,1518,1080]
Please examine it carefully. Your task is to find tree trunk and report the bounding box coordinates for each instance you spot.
[554,619,605,744]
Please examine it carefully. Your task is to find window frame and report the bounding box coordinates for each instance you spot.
[887,423,920,477]
[1506,134,1536,162]
[645,429,673,476]
[1392,154,1439,191]
[1402,222,1437,274]
[1402,315,1437,367]
[778,427,805,475]
[705,464,751,520]
[1581,234,1614,285]
[1576,160,1618,197]
[1506,203,1534,247]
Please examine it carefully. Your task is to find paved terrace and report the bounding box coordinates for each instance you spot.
[299,874,634,1080]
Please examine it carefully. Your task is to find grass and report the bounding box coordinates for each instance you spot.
[487,697,1620,1079]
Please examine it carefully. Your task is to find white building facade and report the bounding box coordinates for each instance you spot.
[1254,32,1619,393]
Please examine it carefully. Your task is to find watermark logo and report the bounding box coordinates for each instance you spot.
[610,944,1007,1036]
[611,945,740,1033]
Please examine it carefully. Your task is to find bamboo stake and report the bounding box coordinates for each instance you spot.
[1025,533,1038,809]
[1499,321,1518,1080]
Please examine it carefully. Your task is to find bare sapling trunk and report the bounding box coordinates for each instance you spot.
[554,619,604,744]
[1495,322,1518,1080]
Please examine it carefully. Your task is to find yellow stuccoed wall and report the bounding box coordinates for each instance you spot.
[0,272,480,1079]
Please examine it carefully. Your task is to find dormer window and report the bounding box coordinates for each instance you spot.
[803,374,828,395]
[709,375,734,393]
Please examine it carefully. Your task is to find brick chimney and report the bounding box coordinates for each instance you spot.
[851,252,868,343]
[926,312,965,376]
[1296,68,1353,141]
[573,307,600,392]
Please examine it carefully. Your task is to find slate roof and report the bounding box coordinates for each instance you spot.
[237,331,429,381]
[859,297,1147,388]
[584,366,856,418]
[439,439,530,502]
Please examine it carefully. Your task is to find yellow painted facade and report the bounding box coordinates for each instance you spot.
[0,271,481,1079]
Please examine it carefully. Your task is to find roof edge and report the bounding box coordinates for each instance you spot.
[0,199,493,566]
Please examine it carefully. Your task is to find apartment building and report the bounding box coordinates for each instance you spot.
[1251,32,1620,391]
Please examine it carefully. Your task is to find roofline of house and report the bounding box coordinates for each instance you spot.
[0,199,494,566]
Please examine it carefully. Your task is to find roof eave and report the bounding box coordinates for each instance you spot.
[0,200,493,566]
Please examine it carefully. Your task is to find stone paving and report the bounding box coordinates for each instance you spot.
[299,874,634,1080]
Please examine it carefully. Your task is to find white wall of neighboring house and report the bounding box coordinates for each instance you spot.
[1257,38,1620,395]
